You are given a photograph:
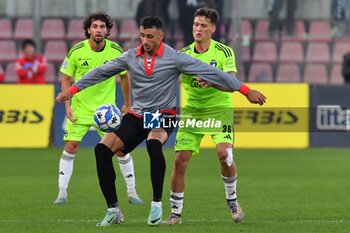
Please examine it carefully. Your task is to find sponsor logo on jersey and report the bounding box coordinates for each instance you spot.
[225,58,235,68]
[81,61,89,67]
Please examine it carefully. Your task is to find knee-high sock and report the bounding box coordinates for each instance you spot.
[58,150,75,195]
[117,153,136,195]
[146,139,166,202]
[222,175,237,200]
[95,143,118,208]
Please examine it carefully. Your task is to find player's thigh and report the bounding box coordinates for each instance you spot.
[100,132,125,154]
[114,113,147,154]
[175,131,203,156]
[147,128,168,144]
[63,120,91,142]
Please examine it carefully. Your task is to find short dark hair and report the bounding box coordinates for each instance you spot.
[140,15,163,30]
[194,8,220,25]
[22,39,36,50]
[83,12,113,38]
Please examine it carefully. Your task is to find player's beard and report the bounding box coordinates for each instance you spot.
[93,35,104,44]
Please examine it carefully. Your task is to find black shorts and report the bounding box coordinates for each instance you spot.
[114,113,176,154]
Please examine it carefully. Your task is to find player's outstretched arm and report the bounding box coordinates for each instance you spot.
[56,52,129,104]
[119,72,131,114]
[56,90,73,104]
[246,89,267,106]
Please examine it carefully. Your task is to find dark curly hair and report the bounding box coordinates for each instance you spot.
[194,8,220,25]
[83,12,113,38]
[140,15,163,30]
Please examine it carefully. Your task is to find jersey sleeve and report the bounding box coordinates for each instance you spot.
[176,52,242,92]
[74,51,129,91]
[222,46,237,73]
[60,49,76,78]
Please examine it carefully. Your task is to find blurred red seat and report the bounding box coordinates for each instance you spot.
[248,63,273,82]
[279,42,304,64]
[41,19,65,40]
[252,42,277,63]
[254,20,278,41]
[122,40,140,51]
[227,19,252,44]
[241,45,251,63]
[119,19,138,41]
[307,20,331,42]
[44,40,67,63]
[66,18,85,41]
[14,18,33,40]
[46,62,57,83]
[330,64,344,85]
[303,64,328,84]
[276,63,301,82]
[108,20,118,41]
[174,40,185,50]
[281,20,306,42]
[332,42,350,64]
[0,18,13,39]
[237,64,246,81]
[4,62,17,83]
[0,41,17,62]
[306,42,330,64]
[172,22,184,41]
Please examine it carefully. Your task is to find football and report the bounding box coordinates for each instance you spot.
[93,104,122,132]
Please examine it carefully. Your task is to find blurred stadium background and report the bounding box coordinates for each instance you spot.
[0,0,350,232]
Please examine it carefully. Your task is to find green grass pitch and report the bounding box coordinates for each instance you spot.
[0,148,349,233]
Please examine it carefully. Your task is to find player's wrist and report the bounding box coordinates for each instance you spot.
[239,84,250,96]
[68,85,79,95]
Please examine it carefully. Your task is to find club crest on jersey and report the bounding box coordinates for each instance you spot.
[210,59,217,67]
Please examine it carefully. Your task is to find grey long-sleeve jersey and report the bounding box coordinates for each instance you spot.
[72,43,244,116]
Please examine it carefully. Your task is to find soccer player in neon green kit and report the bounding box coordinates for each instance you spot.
[163,8,263,224]
[54,12,142,205]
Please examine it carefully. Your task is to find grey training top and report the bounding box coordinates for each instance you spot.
[73,43,243,116]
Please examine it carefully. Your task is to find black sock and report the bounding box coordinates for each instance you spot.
[146,139,166,202]
[95,143,118,207]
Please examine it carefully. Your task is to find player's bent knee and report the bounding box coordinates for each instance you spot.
[94,143,113,161]
[64,141,80,154]
[100,132,124,154]
[174,152,191,171]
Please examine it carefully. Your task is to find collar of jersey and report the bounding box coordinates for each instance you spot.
[135,42,164,58]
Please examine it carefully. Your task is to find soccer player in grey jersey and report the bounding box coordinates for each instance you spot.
[56,15,266,227]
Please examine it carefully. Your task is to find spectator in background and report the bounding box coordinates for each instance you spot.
[16,39,47,84]
[268,0,297,37]
[177,0,224,45]
[136,0,171,29]
[0,64,5,83]
[330,0,350,37]
[342,52,350,84]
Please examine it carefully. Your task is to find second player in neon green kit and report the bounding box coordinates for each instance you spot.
[163,8,266,225]
[54,12,143,205]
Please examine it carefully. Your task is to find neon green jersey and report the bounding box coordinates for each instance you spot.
[181,39,237,109]
[60,39,126,120]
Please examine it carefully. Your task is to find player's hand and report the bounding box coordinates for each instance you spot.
[65,106,76,123]
[120,104,131,115]
[246,89,267,106]
[195,77,212,88]
[55,91,72,104]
